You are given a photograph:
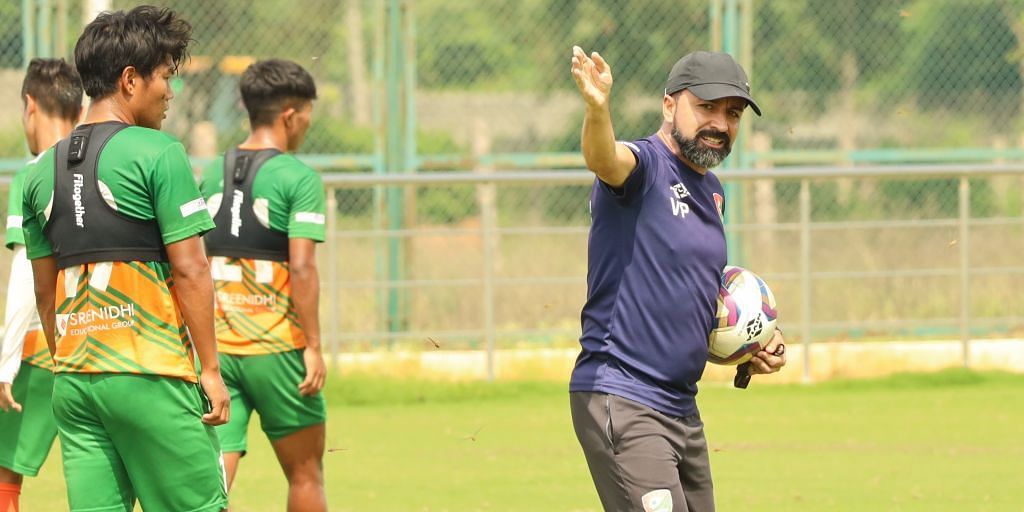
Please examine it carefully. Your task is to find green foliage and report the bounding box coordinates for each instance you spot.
[0,2,20,68]
[11,0,1024,161]
[898,0,1020,114]
[416,0,706,95]
[0,127,26,161]
[303,117,376,155]
[415,185,475,224]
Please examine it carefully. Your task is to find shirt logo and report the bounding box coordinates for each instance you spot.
[295,212,325,225]
[229,190,244,237]
[72,173,86,227]
[713,192,724,222]
[670,183,690,219]
[63,304,136,337]
[179,197,208,218]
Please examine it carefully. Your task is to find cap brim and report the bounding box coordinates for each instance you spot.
[688,83,762,116]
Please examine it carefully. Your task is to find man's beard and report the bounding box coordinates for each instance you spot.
[671,126,731,169]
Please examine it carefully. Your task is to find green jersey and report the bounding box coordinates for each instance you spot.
[199,151,326,355]
[5,155,42,249]
[21,125,216,381]
[199,152,326,242]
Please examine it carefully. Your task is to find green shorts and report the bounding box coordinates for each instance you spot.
[216,349,326,453]
[0,362,57,476]
[52,373,228,512]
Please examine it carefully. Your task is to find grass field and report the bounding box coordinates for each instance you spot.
[19,369,1024,511]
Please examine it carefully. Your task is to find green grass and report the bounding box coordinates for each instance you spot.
[20,370,1024,511]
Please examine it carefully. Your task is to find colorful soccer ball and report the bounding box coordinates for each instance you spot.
[707,266,778,365]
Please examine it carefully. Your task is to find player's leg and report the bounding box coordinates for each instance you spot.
[244,349,327,512]
[0,468,21,512]
[51,373,136,512]
[571,392,690,511]
[215,353,254,491]
[91,374,227,512]
[270,424,326,512]
[222,452,243,492]
[0,363,59,511]
[671,413,714,512]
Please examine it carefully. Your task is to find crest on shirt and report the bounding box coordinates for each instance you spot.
[713,192,724,222]
[669,183,690,219]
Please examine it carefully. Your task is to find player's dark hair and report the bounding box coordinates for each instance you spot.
[21,58,83,121]
[74,5,192,99]
[240,59,317,128]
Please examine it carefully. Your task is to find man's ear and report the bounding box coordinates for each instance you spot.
[24,94,37,116]
[120,66,140,95]
[281,106,297,127]
[662,93,676,124]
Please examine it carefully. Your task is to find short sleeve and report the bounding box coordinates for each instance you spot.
[596,139,660,203]
[148,143,216,245]
[22,185,52,259]
[286,170,326,242]
[4,171,26,249]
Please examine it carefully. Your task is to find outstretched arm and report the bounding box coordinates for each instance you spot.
[571,45,637,188]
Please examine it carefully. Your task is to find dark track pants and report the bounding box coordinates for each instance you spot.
[570,392,715,512]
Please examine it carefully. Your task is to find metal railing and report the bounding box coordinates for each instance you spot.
[1,163,1022,381]
[311,164,1024,380]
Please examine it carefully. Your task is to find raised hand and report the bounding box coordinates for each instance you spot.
[571,45,614,109]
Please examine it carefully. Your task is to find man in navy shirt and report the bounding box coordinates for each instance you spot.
[568,46,787,512]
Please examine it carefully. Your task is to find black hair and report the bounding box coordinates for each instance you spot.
[74,5,192,99]
[240,59,317,127]
[21,58,83,121]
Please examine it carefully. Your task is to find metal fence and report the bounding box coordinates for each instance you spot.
[0,165,1022,378]
[316,165,1024,379]
[2,2,1024,377]
[6,1,1024,169]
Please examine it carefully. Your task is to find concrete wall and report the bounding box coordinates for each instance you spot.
[334,339,1024,384]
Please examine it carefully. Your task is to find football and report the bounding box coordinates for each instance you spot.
[708,266,778,365]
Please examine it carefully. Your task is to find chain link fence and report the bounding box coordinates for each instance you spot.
[1,1,1024,367]
[5,1,1024,163]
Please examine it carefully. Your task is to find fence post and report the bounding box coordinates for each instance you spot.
[473,120,497,381]
[751,132,776,257]
[958,176,971,367]
[799,178,812,383]
[327,188,341,371]
[346,0,372,126]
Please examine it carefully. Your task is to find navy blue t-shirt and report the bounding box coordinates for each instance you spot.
[570,134,727,418]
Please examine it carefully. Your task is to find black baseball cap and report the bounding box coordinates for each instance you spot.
[664,51,761,116]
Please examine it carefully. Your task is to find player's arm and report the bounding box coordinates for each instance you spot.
[0,246,40,411]
[150,141,229,424]
[571,45,637,188]
[29,256,57,358]
[166,237,230,425]
[21,182,56,361]
[290,238,326,396]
